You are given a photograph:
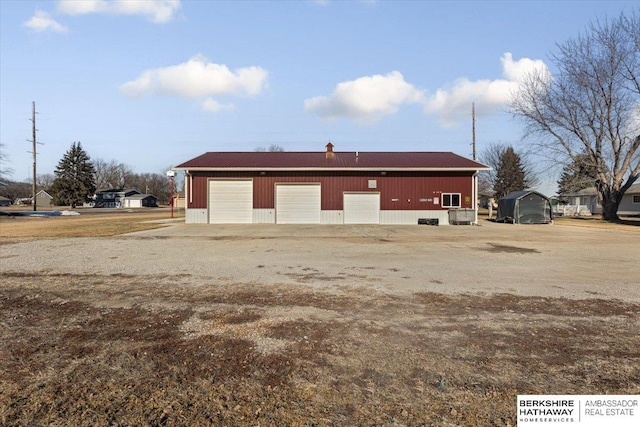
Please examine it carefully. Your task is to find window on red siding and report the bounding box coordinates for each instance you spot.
[442,193,461,208]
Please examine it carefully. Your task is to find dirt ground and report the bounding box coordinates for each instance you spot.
[1,216,639,426]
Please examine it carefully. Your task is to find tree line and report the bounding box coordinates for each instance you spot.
[510,11,639,221]
[480,11,638,222]
[0,142,177,207]
[2,11,637,220]
[478,143,599,203]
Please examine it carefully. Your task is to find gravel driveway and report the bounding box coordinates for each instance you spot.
[2,221,638,302]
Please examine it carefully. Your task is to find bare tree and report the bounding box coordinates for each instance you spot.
[255,144,285,152]
[0,143,13,181]
[479,142,540,197]
[93,159,175,203]
[0,180,31,202]
[511,11,640,221]
[37,173,55,191]
[93,159,134,190]
[127,172,171,204]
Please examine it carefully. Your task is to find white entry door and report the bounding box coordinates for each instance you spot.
[208,179,253,223]
[343,192,380,224]
[275,184,321,224]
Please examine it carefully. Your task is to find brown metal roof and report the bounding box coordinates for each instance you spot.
[175,151,489,171]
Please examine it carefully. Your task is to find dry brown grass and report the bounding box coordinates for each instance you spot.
[2,210,638,425]
[553,215,640,230]
[477,207,640,231]
[1,273,638,426]
[0,209,182,239]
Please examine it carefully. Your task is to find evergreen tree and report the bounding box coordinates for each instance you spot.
[493,146,527,200]
[50,142,96,208]
[479,142,540,199]
[557,154,598,196]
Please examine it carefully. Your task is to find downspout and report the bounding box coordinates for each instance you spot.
[186,171,193,204]
[473,172,478,225]
[183,171,194,223]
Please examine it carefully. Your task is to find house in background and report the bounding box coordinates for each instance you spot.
[617,183,640,216]
[93,189,140,208]
[0,196,11,207]
[558,187,601,216]
[35,190,53,208]
[123,194,158,208]
[173,194,185,209]
[559,183,640,217]
[174,142,490,225]
[93,189,159,208]
[14,197,32,206]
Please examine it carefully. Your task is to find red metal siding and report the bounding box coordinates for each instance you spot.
[187,171,474,210]
[187,172,211,208]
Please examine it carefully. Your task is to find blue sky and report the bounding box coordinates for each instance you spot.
[0,0,636,194]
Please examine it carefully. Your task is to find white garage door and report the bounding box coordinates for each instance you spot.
[208,179,253,223]
[276,184,321,224]
[343,192,380,224]
[124,199,141,208]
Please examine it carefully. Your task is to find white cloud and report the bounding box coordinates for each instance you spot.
[57,0,181,23]
[424,52,550,127]
[304,54,549,127]
[304,71,425,123]
[501,52,548,82]
[120,55,268,112]
[201,98,235,113]
[57,0,108,15]
[24,10,68,33]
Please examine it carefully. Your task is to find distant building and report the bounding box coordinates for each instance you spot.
[93,189,140,208]
[14,197,32,206]
[558,183,640,216]
[123,194,158,208]
[93,189,159,208]
[173,195,185,209]
[618,183,640,216]
[35,190,53,208]
[0,196,11,207]
[559,187,601,216]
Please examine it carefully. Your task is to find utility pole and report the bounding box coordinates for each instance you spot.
[471,102,476,160]
[27,101,43,211]
[471,102,478,225]
[167,170,175,218]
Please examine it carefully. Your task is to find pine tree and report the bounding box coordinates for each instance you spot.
[493,146,527,200]
[50,142,96,208]
[479,142,540,199]
[557,154,597,196]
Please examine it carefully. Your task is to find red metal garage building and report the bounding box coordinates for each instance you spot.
[174,143,489,225]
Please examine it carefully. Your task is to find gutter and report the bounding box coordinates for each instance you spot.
[173,167,492,172]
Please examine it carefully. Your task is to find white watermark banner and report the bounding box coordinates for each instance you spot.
[517,395,638,426]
